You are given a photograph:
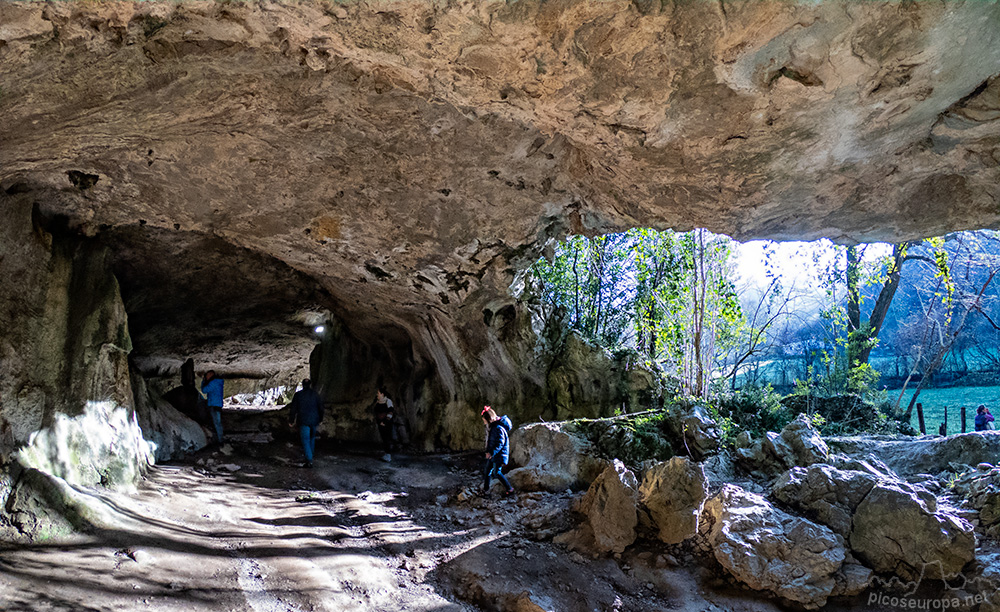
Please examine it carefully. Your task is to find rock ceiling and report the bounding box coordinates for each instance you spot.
[2,0,1000,373]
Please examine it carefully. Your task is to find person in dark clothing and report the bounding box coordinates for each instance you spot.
[200,370,225,444]
[373,387,395,462]
[976,405,994,432]
[481,405,514,497]
[288,379,324,467]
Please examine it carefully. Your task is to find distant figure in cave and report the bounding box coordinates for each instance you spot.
[373,387,395,463]
[163,358,210,426]
[976,405,994,432]
[287,379,324,468]
[481,405,514,497]
[201,370,225,444]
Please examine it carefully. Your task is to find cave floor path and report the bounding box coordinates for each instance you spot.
[0,437,486,612]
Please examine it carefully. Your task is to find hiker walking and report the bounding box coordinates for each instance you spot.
[481,405,514,497]
[288,379,324,468]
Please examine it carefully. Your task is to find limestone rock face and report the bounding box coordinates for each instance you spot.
[772,464,877,538]
[663,404,720,460]
[507,423,609,492]
[850,482,976,580]
[827,433,1000,476]
[737,414,829,474]
[3,0,1000,458]
[702,484,845,610]
[555,459,638,555]
[964,468,1000,527]
[579,460,639,554]
[639,457,709,545]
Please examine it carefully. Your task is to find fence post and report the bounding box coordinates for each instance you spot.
[917,403,926,435]
[962,406,967,433]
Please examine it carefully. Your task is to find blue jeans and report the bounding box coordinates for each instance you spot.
[483,455,512,491]
[210,407,224,443]
[299,425,317,462]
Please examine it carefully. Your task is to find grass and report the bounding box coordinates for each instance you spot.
[888,386,1000,435]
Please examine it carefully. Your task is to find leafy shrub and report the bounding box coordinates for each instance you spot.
[709,384,792,445]
[565,412,673,469]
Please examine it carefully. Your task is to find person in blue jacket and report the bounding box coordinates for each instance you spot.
[481,405,514,497]
[288,378,325,468]
[201,370,225,444]
[976,405,995,431]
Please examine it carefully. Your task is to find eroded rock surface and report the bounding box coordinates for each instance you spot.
[555,459,638,555]
[702,484,845,609]
[828,432,1000,476]
[737,414,829,475]
[772,464,877,538]
[639,456,709,545]
[850,481,975,580]
[508,422,609,492]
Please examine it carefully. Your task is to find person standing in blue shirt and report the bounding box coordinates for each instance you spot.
[288,379,325,468]
[201,370,225,444]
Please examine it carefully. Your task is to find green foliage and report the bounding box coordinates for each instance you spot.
[565,411,673,469]
[531,227,747,398]
[708,385,792,446]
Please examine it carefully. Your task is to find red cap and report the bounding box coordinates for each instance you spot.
[481,405,491,416]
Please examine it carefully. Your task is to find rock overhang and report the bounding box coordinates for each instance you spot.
[2,0,1000,374]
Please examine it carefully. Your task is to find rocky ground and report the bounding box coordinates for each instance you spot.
[4,409,1000,612]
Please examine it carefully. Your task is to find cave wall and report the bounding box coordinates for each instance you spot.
[309,297,658,450]
[1,0,999,508]
[0,195,204,539]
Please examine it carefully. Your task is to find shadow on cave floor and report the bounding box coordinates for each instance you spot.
[0,428,884,612]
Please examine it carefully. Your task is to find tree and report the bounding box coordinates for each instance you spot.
[845,241,942,368]
[896,231,1000,419]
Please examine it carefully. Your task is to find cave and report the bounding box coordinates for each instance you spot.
[2,1,1000,610]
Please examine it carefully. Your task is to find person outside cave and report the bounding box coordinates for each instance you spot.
[201,370,225,444]
[976,405,995,432]
[288,378,324,468]
[373,387,395,463]
[481,405,514,497]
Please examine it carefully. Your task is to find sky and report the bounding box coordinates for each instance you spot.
[733,239,893,294]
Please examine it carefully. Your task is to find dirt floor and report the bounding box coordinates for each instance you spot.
[0,410,945,612]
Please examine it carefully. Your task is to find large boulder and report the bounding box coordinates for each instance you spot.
[736,414,828,475]
[702,484,845,609]
[507,423,609,492]
[964,467,1000,527]
[827,432,1000,476]
[850,481,975,580]
[663,403,720,459]
[772,464,877,537]
[555,459,638,555]
[639,457,709,544]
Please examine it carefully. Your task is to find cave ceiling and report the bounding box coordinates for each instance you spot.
[2,0,1000,372]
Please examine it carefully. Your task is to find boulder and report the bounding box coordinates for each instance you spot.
[772,465,877,537]
[639,457,709,544]
[962,467,1000,527]
[663,403,720,459]
[555,460,638,555]
[702,484,845,610]
[830,555,874,597]
[508,423,609,492]
[850,481,975,580]
[827,432,1000,476]
[767,414,829,469]
[736,414,828,475]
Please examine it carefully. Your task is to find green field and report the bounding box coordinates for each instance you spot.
[889,386,1000,435]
